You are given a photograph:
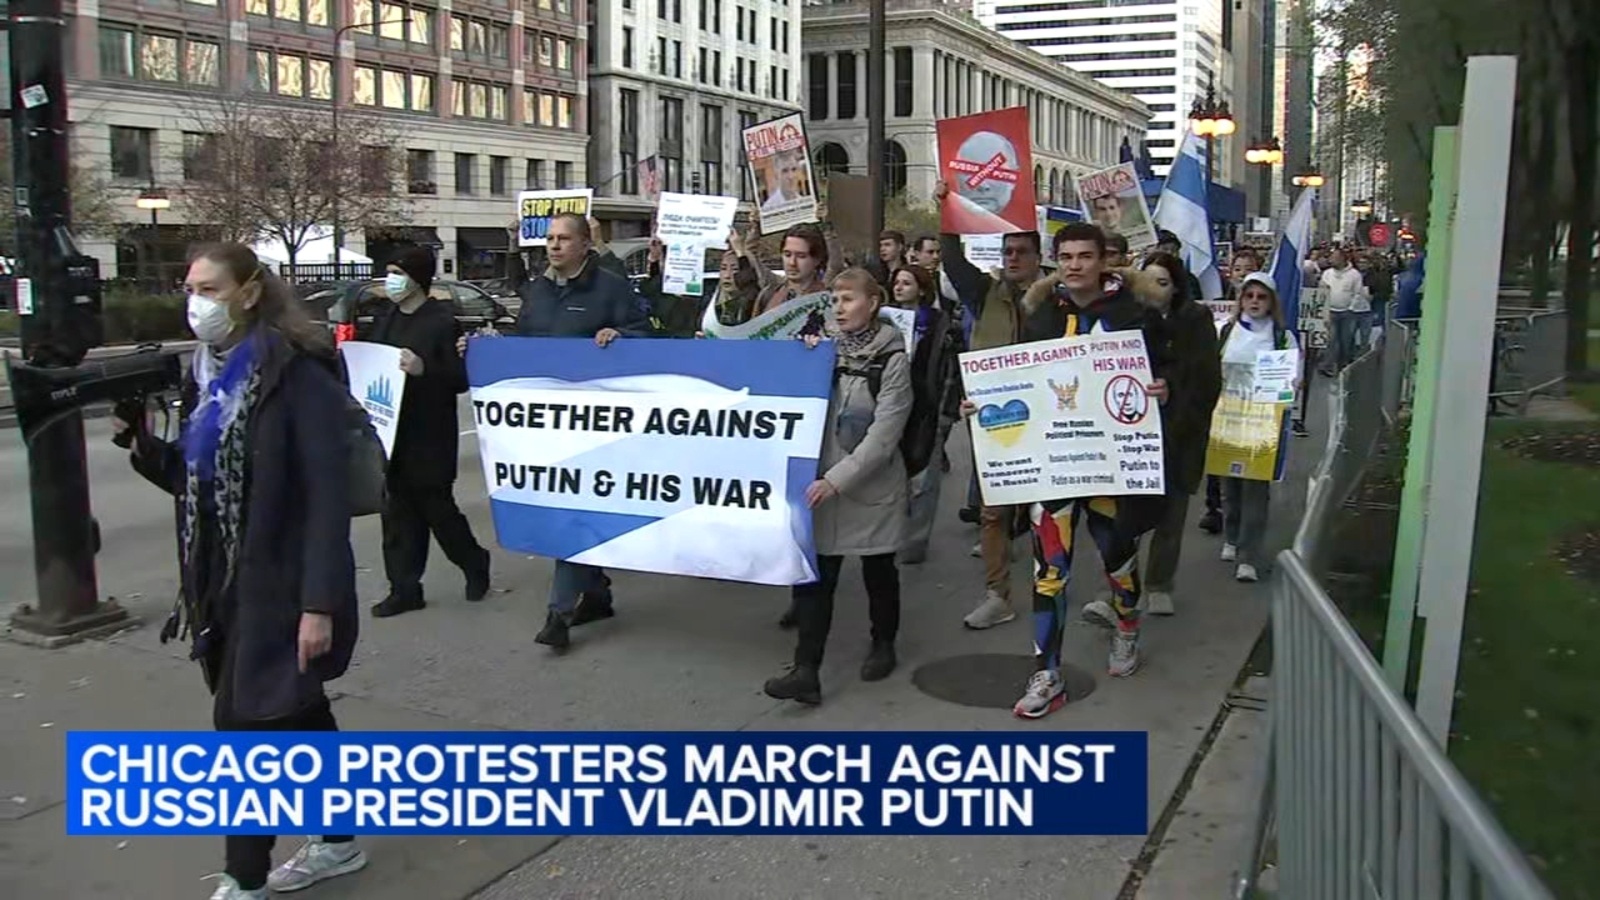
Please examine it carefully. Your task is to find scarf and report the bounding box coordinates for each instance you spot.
[179,332,263,630]
[833,316,883,358]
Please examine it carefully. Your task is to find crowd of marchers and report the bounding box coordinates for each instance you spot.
[111,185,1335,897]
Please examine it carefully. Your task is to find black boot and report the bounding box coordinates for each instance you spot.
[778,601,799,630]
[535,609,570,649]
[860,642,897,682]
[958,506,982,525]
[464,551,492,602]
[1197,509,1222,534]
[373,590,425,618]
[569,589,615,626]
[764,665,821,704]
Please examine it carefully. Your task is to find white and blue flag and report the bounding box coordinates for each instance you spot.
[1269,187,1317,330]
[1152,131,1224,301]
[467,337,835,586]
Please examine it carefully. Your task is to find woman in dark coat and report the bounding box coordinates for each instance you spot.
[114,243,366,900]
[364,245,491,618]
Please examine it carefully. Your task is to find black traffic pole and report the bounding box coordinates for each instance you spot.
[7,0,128,642]
[866,0,886,239]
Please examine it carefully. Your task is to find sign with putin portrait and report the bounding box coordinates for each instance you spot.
[1075,163,1157,254]
[742,112,819,235]
[936,107,1037,236]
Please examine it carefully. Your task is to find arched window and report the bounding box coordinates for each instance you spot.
[1049,169,1060,206]
[884,139,908,196]
[813,142,850,175]
[1034,164,1045,203]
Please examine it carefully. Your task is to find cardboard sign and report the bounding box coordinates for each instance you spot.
[937,107,1037,235]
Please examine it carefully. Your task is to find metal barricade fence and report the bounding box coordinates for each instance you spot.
[1235,326,1553,899]
[1489,311,1567,414]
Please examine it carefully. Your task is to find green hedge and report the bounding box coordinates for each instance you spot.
[0,287,189,344]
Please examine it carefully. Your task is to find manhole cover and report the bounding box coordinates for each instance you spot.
[911,653,1096,709]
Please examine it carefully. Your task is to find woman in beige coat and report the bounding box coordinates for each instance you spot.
[764,268,914,705]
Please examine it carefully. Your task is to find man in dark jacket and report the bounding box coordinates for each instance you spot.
[508,212,652,651]
[364,246,491,618]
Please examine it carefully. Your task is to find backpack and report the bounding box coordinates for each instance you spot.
[335,355,388,518]
[836,333,952,479]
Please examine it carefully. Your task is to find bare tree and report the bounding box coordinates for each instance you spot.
[0,133,133,256]
[177,93,412,274]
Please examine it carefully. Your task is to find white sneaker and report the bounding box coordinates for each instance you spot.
[963,590,1016,629]
[1145,590,1175,616]
[206,875,267,900]
[1108,621,1142,678]
[969,541,982,558]
[1220,543,1238,562]
[1013,669,1066,718]
[1235,563,1260,583]
[266,838,368,893]
[1080,598,1118,629]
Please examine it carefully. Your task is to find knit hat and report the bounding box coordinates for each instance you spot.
[393,245,436,294]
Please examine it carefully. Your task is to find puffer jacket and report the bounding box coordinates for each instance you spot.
[813,322,914,556]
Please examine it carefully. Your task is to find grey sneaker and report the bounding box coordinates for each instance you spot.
[1108,621,1142,678]
[969,541,982,558]
[1220,543,1239,562]
[1145,590,1175,616]
[266,838,368,893]
[1013,669,1067,719]
[1235,563,1260,583]
[1080,597,1118,629]
[206,875,267,900]
[963,590,1016,629]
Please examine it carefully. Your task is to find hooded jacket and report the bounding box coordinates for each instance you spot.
[514,249,651,338]
[1121,266,1222,495]
[814,322,913,556]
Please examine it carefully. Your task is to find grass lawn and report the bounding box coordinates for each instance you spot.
[1570,335,1600,415]
[1448,420,1600,898]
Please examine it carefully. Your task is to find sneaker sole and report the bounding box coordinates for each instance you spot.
[1108,657,1141,678]
[1080,608,1117,629]
[963,611,1017,630]
[1013,692,1067,719]
[269,850,369,893]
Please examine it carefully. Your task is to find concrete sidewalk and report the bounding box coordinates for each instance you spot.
[0,400,1314,899]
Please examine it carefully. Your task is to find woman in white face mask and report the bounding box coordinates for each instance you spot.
[112,243,366,900]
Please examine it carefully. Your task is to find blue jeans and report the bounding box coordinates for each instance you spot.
[550,560,609,614]
[1330,310,1361,369]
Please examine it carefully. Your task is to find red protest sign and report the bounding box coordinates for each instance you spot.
[937,107,1037,235]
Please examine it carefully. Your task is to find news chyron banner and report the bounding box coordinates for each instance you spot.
[959,334,1166,507]
[466,337,835,586]
[66,732,1149,836]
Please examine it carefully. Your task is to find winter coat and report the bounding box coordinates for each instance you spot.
[899,300,964,456]
[939,233,1047,352]
[1122,267,1222,495]
[130,330,358,725]
[747,230,846,319]
[514,250,651,338]
[814,322,914,556]
[361,297,467,486]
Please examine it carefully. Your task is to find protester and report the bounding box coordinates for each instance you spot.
[114,243,364,899]
[635,237,724,337]
[1395,251,1425,320]
[1152,229,1205,301]
[867,229,909,291]
[1199,247,1262,533]
[933,179,1049,630]
[1219,272,1301,583]
[765,268,913,705]
[460,213,651,651]
[888,265,963,566]
[1105,232,1132,268]
[969,222,1169,716]
[746,221,845,318]
[1319,245,1367,371]
[364,246,491,618]
[1084,251,1219,620]
[1359,248,1394,341]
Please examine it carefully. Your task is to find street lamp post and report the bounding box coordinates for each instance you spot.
[135,185,171,286]
[1187,74,1235,199]
[330,17,406,276]
[1244,137,1283,220]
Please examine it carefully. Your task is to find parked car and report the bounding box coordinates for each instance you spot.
[303,278,517,341]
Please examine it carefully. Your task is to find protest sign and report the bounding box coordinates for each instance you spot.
[339,341,406,459]
[824,172,873,257]
[1205,360,1292,481]
[879,306,916,355]
[937,107,1036,235]
[743,112,818,234]
[958,334,1166,506]
[1251,349,1300,403]
[1038,205,1086,243]
[656,192,738,295]
[468,337,836,586]
[700,291,831,341]
[961,234,1004,269]
[1075,163,1157,253]
[1296,286,1329,350]
[518,189,594,247]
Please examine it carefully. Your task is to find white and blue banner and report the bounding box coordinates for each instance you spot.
[467,337,836,586]
[338,340,406,459]
[1270,187,1317,333]
[1152,130,1224,302]
[66,731,1150,836]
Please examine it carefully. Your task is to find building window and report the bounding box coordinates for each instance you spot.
[672,40,682,78]
[672,0,682,22]
[490,156,509,195]
[622,27,634,68]
[657,0,666,17]
[557,38,572,70]
[559,95,573,128]
[893,46,912,117]
[659,96,683,192]
[526,158,544,188]
[698,47,707,84]
[700,103,723,194]
[768,17,775,50]
[782,21,789,52]
[451,15,509,62]
[620,149,639,194]
[182,133,217,181]
[737,109,756,201]
[768,64,776,99]
[109,126,153,180]
[698,0,707,29]
[735,5,743,41]
[454,80,508,119]
[781,68,788,102]
[808,54,828,120]
[712,0,721,33]
[99,26,221,88]
[836,51,856,119]
[408,149,436,192]
[245,0,329,26]
[710,50,721,86]
[655,36,666,73]
[353,0,434,37]
[455,153,475,194]
[555,161,573,188]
